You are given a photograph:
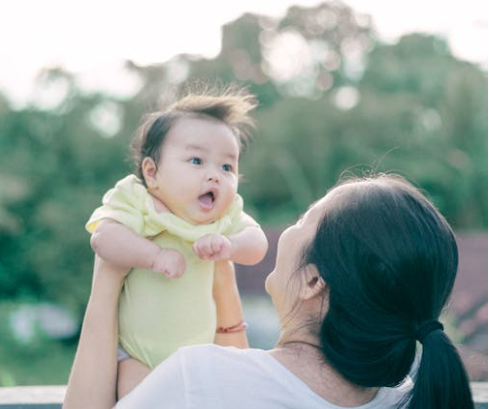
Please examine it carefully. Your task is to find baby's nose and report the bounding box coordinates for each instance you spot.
[207,169,220,182]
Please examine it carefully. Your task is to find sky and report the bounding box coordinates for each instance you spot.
[0,0,487,108]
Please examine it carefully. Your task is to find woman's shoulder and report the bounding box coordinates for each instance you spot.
[374,380,413,408]
[176,344,267,361]
[175,345,412,408]
[173,344,273,376]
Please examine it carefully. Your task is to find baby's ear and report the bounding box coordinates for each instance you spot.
[299,264,326,301]
[142,157,158,189]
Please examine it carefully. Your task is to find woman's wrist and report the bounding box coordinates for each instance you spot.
[92,256,128,294]
[216,320,248,334]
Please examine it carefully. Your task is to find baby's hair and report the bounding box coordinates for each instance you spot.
[131,84,258,184]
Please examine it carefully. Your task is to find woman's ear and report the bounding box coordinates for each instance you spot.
[142,157,158,189]
[299,264,327,301]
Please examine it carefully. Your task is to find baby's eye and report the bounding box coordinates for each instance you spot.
[221,164,233,172]
[189,157,202,165]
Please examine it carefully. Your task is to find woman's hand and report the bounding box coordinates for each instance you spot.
[92,255,131,288]
[63,257,130,409]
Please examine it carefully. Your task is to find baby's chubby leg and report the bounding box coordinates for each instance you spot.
[117,358,151,400]
[213,260,249,349]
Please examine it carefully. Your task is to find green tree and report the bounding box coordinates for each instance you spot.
[0,2,486,385]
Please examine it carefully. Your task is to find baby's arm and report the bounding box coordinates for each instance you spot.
[91,219,186,278]
[192,226,268,265]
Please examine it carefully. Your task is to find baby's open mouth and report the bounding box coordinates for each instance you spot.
[198,191,215,210]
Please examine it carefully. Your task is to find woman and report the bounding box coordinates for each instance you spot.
[63,174,474,409]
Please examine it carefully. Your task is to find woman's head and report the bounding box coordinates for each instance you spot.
[265,194,331,327]
[131,86,257,224]
[301,175,458,387]
[268,174,471,403]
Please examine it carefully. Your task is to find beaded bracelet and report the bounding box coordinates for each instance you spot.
[216,320,249,334]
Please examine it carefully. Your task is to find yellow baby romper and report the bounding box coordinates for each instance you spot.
[86,174,259,368]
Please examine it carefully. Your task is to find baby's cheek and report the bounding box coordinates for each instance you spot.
[222,188,237,208]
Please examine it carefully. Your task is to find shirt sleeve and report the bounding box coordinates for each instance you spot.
[116,349,187,408]
[85,175,150,235]
[223,194,261,236]
[225,211,261,236]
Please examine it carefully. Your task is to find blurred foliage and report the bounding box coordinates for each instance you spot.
[0,1,486,384]
[0,302,74,385]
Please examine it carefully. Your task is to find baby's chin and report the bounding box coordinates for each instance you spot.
[173,200,233,225]
[177,210,222,226]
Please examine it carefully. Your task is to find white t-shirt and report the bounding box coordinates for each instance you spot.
[117,344,412,409]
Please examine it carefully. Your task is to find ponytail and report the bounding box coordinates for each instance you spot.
[407,330,473,409]
[300,175,475,408]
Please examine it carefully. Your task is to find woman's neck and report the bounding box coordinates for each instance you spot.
[270,334,379,407]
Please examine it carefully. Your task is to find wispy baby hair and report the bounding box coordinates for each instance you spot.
[131,83,258,184]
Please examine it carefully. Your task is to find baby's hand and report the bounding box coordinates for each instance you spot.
[192,234,233,261]
[151,248,186,278]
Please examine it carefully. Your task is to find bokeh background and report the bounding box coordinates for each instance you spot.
[0,0,487,386]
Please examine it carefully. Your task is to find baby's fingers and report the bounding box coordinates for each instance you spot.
[165,268,184,279]
[192,241,212,258]
[162,250,186,278]
[164,259,186,278]
[209,237,224,254]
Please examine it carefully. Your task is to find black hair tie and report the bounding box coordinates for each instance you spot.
[416,321,444,344]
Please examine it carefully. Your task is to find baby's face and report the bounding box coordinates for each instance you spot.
[150,116,240,224]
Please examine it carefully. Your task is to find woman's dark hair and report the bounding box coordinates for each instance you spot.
[130,85,257,185]
[302,174,473,408]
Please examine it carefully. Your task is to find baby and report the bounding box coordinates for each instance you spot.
[85,86,268,397]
